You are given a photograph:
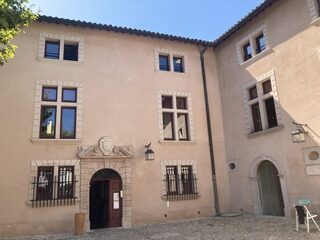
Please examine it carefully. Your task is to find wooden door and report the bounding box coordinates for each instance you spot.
[257,161,284,216]
[108,178,122,227]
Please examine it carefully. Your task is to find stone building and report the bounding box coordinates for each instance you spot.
[1,0,320,236]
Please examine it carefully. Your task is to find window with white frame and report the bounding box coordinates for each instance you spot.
[31,80,83,141]
[242,71,281,134]
[158,91,194,142]
[39,32,84,62]
[155,48,188,73]
[236,24,269,64]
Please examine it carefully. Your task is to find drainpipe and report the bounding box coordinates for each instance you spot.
[200,47,221,216]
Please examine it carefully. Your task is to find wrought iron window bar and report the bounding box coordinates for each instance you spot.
[31,175,77,208]
[163,173,199,201]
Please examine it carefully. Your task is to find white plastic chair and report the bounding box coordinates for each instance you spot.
[294,199,320,233]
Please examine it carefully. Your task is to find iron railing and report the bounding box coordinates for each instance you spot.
[163,173,198,201]
[31,175,77,208]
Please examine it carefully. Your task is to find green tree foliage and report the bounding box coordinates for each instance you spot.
[0,0,37,65]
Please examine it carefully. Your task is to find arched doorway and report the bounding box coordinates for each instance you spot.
[89,169,122,229]
[257,160,284,216]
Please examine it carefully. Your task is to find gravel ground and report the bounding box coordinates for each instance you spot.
[2,215,320,240]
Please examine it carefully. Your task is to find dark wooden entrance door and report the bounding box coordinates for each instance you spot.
[257,161,285,216]
[89,169,122,229]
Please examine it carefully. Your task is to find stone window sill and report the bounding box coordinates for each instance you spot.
[30,138,81,145]
[246,124,284,138]
[311,17,320,26]
[37,57,84,66]
[240,48,272,68]
[159,140,196,146]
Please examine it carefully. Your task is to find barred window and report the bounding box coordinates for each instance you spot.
[31,166,77,207]
[164,165,198,201]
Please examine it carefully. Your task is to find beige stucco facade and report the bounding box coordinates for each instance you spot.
[1,0,320,237]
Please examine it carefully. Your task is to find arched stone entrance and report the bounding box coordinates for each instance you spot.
[249,156,290,218]
[257,161,284,216]
[77,137,134,231]
[90,169,122,229]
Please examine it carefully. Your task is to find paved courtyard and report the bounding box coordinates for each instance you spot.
[2,216,320,240]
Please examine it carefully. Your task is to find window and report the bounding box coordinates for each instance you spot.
[44,40,60,59]
[173,57,184,73]
[63,42,78,61]
[243,42,252,61]
[246,77,279,133]
[40,106,57,138]
[42,87,57,101]
[60,107,76,139]
[236,25,269,64]
[39,86,77,139]
[58,166,74,199]
[255,33,266,54]
[159,55,170,71]
[160,95,190,141]
[31,165,76,207]
[164,165,197,201]
[251,103,262,132]
[265,97,278,128]
[36,167,54,200]
[41,35,80,62]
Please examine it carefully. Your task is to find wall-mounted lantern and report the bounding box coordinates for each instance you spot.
[145,143,154,160]
[291,121,308,143]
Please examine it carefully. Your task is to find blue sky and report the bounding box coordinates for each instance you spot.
[29,0,264,41]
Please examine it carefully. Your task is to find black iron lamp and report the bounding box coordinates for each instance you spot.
[291,122,308,143]
[145,143,154,160]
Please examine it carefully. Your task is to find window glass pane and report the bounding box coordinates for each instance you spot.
[177,113,189,140]
[249,86,258,100]
[163,112,174,140]
[176,97,187,109]
[256,34,266,53]
[251,103,262,132]
[265,97,278,128]
[37,167,54,200]
[62,88,77,102]
[166,166,178,194]
[181,165,193,194]
[161,96,173,109]
[173,57,184,73]
[40,106,56,138]
[63,43,78,61]
[243,42,252,61]
[42,87,57,101]
[61,107,76,138]
[45,41,60,59]
[58,166,74,199]
[159,55,170,71]
[262,80,272,94]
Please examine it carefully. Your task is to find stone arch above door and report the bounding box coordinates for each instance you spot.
[248,156,290,218]
[80,159,132,231]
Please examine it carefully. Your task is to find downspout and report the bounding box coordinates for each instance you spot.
[200,47,221,216]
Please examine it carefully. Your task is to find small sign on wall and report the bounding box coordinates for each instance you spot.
[306,165,320,176]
